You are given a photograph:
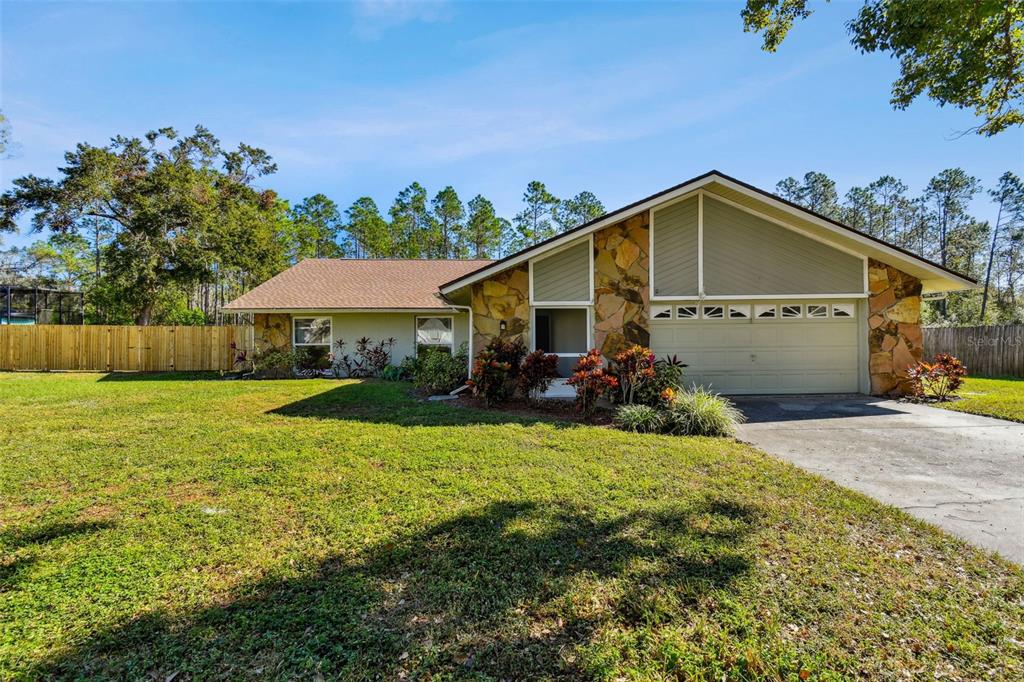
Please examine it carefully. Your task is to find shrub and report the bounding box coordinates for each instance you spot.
[468,347,515,406]
[333,337,397,378]
[294,346,332,374]
[486,337,527,379]
[467,337,526,406]
[566,349,618,416]
[663,386,744,437]
[634,355,687,406]
[237,347,298,378]
[614,404,664,433]
[518,350,559,402]
[415,344,470,395]
[398,355,420,380]
[906,353,967,401]
[610,345,656,405]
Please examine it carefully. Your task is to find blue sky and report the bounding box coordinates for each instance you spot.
[2,0,1021,249]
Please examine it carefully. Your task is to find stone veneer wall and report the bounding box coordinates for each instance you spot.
[252,313,292,353]
[868,258,924,395]
[593,211,651,358]
[470,264,530,352]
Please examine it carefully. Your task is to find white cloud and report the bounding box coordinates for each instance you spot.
[351,0,453,40]
[261,24,848,175]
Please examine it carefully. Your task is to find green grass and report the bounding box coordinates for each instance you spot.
[1,373,1022,680]
[935,376,1024,423]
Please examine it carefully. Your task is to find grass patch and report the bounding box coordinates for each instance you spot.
[1,372,1022,679]
[934,376,1024,423]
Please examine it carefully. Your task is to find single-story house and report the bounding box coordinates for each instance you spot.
[224,171,975,396]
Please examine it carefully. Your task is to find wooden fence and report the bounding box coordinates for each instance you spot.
[923,325,1024,378]
[0,325,254,372]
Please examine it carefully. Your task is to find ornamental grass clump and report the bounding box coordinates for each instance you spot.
[613,403,664,433]
[664,386,745,437]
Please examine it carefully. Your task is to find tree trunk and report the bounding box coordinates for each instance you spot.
[136,302,154,326]
[980,202,1004,322]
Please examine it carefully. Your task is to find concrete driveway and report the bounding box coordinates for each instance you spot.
[733,395,1024,564]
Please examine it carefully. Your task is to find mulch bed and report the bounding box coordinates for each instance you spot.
[447,393,616,426]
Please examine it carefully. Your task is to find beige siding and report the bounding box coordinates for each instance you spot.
[320,311,470,364]
[532,239,590,302]
[702,196,863,295]
[652,196,699,297]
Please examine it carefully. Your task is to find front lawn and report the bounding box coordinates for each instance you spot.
[936,376,1024,423]
[1,373,1022,680]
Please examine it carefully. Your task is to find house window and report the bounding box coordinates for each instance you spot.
[807,304,828,319]
[832,303,855,318]
[293,317,332,346]
[781,305,803,319]
[416,316,454,355]
[702,305,724,319]
[755,304,776,319]
[676,305,698,319]
[534,308,588,355]
[728,305,751,319]
[652,305,672,320]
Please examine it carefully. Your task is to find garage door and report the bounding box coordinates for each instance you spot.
[649,301,860,394]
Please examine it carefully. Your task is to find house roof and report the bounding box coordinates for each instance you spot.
[439,170,977,295]
[223,258,493,312]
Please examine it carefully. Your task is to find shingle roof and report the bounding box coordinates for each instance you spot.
[224,259,493,311]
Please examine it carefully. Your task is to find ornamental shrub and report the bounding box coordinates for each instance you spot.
[614,403,664,433]
[634,355,687,406]
[467,337,526,406]
[517,349,559,402]
[415,343,469,395]
[906,353,967,401]
[468,347,515,406]
[610,345,656,405]
[663,386,744,437]
[566,349,619,417]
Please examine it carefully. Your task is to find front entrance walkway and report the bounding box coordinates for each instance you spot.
[733,395,1024,564]
[543,378,576,399]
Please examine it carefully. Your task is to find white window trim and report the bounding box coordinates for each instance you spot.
[292,316,332,347]
[806,304,829,319]
[528,234,594,306]
[676,304,699,320]
[530,305,592,357]
[728,304,751,319]
[650,189,870,302]
[651,304,672,320]
[701,304,725,320]
[780,304,804,319]
[415,315,455,353]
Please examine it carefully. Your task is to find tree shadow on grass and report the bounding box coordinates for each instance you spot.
[269,380,579,429]
[97,372,227,382]
[31,497,758,679]
[1,519,116,589]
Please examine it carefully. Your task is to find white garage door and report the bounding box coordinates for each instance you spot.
[650,301,861,395]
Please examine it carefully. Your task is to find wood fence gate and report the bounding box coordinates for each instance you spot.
[0,325,254,372]
[923,325,1024,378]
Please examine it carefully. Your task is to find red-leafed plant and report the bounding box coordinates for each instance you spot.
[518,349,559,402]
[611,344,657,405]
[906,353,967,401]
[467,348,513,406]
[566,349,619,417]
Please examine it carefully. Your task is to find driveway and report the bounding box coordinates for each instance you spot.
[733,395,1024,564]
